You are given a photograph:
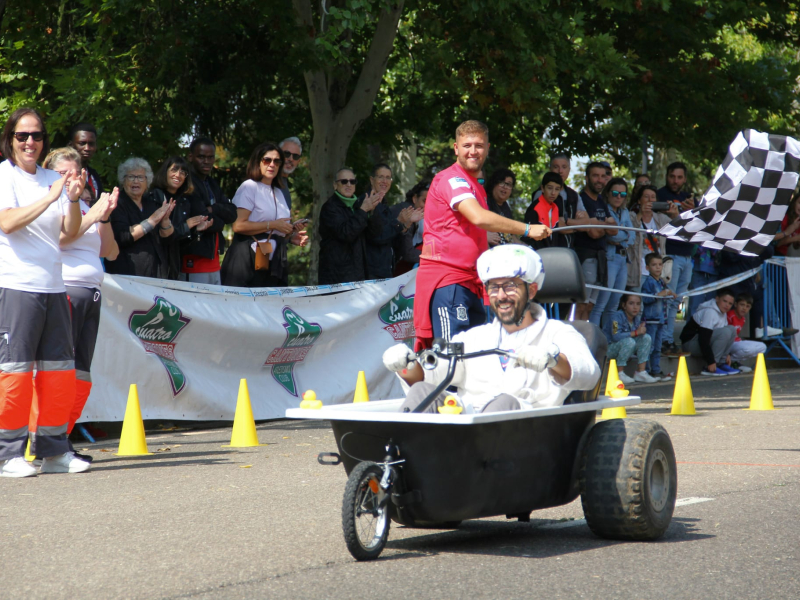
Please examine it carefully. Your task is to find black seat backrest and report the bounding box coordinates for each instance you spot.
[562,320,608,404]
[536,247,587,304]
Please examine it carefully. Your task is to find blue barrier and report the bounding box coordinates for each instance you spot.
[762,258,800,366]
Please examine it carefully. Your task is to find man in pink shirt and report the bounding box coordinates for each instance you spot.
[414,120,551,351]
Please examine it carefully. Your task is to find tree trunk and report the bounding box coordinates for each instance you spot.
[293,0,405,284]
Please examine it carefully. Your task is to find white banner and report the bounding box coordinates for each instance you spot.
[81,272,416,422]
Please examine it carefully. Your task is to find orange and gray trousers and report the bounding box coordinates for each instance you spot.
[65,285,101,435]
[0,288,75,460]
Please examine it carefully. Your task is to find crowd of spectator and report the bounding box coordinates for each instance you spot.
[1,108,797,478]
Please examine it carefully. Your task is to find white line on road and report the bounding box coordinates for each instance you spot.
[538,497,714,530]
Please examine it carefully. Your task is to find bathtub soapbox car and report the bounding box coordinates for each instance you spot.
[285,248,677,561]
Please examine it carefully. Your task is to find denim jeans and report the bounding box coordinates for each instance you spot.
[664,255,693,343]
[687,270,717,321]
[646,322,667,374]
[590,251,627,327]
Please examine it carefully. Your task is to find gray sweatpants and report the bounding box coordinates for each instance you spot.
[683,325,736,365]
[400,381,520,413]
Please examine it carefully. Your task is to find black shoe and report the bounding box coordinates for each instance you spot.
[783,327,799,336]
[72,451,93,463]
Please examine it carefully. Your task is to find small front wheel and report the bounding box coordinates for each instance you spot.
[342,462,391,560]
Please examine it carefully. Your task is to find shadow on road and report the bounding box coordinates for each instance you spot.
[381,515,712,559]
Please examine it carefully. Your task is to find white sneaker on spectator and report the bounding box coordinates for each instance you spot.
[634,371,659,383]
[653,373,672,382]
[737,365,753,373]
[40,452,90,474]
[617,372,635,385]
[0,456,37,478]
[755,326,782,339]
[701,370,725,377]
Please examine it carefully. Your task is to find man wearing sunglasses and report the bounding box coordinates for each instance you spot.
[412,120,552,352]
[278,137,303,210]
[386,245,600,413]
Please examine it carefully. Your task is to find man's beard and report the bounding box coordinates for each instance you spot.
[492,287,529,325]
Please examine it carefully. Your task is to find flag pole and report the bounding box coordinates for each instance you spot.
[548,224,661,236]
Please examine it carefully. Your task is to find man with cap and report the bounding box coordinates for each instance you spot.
[385,245,601,413]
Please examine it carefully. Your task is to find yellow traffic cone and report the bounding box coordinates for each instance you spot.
[602,359,627,419]
[223,379,261,447]
[24,438,35,462]
[604,359,620,396]
[116,384,152,456]
[746,354,775,411]
[670,356,696,415]
[353,371,370,403]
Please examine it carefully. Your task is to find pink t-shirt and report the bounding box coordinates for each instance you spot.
[419,162,489,270]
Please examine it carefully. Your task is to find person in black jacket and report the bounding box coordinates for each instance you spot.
[318,168,383,285]
[150,156,211,280]
[391,180,427,275]
[363,163,419,279]
[184,138,238,285]
[67,122,104,199]
[106,157,175,278]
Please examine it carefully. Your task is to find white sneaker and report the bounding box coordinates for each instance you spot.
[654,373,673,382]
[0,456,38,478]
[737,365,753,373]
[40,452,90,474]
[617,372,635,385]
[634,371,659,383]
[755,326,782,339]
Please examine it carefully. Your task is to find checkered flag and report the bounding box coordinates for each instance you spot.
[658,130,800,255]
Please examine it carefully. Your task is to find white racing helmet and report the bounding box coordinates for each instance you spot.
[477,244,545,288]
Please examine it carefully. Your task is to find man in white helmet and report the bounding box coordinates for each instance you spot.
[384,245,601,413]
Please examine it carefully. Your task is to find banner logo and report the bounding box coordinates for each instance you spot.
[264,307,322,396]
[129,296,191,396]
[379,285,415,345]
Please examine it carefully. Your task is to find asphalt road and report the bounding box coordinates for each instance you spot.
[1,369,798,599]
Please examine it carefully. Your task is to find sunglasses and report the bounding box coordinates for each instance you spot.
[283,151,301,160]
[610,190,628,198]
[13,131,44,143]
[337,178,357,185]
[261,156,282,165]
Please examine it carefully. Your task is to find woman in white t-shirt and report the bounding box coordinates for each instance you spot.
[43,147,119,464]
[0,108,89,477]
[220,142,308,287]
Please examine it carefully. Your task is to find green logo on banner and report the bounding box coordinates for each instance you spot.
[264,307,322,396]
[128,296,191,396]
[378,285,415,347]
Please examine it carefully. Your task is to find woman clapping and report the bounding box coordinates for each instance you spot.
[0,108,89,476]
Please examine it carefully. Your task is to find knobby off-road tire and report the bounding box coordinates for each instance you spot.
[342,462,390,561]
[580,419,677,540]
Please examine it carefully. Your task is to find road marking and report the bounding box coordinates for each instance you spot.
[675,496,714,507]
[538,497,713,530]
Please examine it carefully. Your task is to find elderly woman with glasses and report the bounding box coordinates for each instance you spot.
[220,142,307,287]
[105,157,176,278]
[318,167,384,285]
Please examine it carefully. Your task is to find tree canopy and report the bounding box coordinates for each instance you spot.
[2,0,798,281]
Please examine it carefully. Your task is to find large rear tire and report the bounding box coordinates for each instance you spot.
[342,462,391,560]
[580,419,677,540]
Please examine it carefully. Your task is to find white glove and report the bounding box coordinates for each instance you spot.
[515,343,560,372]
[383,344,416,373]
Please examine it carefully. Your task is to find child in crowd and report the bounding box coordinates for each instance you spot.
[524,172,561,250]
[640,253,676,382]
[602,294,659,384]
[680,288,740,376]
[726,293,767,372]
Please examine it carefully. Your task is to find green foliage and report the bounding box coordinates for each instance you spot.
[2,0,798,284]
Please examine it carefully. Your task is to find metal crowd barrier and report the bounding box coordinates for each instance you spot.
[762,258,800,366]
